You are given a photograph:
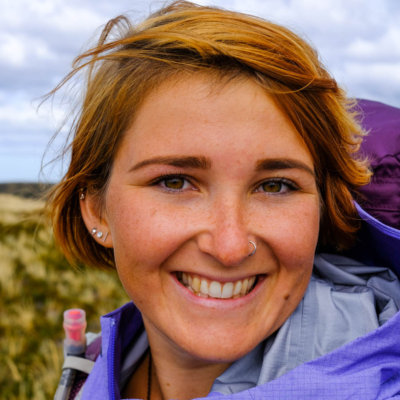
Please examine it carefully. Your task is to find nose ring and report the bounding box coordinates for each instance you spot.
[248,240,256,256]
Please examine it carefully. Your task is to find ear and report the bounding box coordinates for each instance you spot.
[80,192,113,248]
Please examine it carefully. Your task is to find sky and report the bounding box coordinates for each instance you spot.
[1,0,399,183]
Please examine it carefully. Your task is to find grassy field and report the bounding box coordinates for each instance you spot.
[0,194,129,399]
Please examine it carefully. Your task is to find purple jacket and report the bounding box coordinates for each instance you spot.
[81,100,400,399]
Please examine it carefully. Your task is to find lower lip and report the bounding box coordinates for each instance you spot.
[171,273,266,309]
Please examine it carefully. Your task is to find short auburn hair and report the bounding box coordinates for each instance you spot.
[47,0,371,269]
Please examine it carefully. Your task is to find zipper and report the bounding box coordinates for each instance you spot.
[108,319,117,400]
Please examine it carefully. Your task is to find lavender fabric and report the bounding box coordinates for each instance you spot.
[357,99,400,229]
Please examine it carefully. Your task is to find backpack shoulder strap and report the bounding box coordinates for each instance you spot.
[66,333,102,400]
[62,356,95,374]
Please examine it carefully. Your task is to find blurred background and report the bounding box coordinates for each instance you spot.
[0,1,399,398]
[1,0,399,183]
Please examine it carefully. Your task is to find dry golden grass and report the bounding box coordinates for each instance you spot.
[0,194,129,399]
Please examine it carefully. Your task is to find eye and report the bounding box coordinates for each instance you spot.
[164,177,186,190]
[261,181,282,193]
[255,178,298,194]
[151,174,193,192]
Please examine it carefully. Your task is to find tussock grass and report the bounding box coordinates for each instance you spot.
[0,194,129,399]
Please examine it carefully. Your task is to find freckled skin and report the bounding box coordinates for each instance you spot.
[85,75,320,398]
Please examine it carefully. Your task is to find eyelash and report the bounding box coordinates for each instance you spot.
[150,174,299,194]
[150,174,194,192]
[254,178,299,194]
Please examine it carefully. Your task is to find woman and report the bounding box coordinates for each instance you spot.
[49,1,400,399]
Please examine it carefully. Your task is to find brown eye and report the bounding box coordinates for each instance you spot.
[163,177,185,190]
[256,179,298,195]
[262,181,282,193]
[152,174,193,192]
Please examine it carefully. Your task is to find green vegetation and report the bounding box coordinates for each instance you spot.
[0,183,53,199]
[0,194,129,399]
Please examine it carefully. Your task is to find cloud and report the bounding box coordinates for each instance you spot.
[345,26,400,62]
[1,0,399,182]
[194,0,400,105]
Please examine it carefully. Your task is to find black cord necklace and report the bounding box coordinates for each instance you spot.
[147,351,152,400]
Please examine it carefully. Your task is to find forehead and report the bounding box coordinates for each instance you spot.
[117,74,314,170]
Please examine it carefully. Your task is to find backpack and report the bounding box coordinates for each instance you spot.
[54,333,101,400]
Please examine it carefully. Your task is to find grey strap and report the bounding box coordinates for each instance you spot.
[62,356,95,374]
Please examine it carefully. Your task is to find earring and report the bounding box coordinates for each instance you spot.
[91,227,103,238]
[91,227,108,242]
[79,189,86,200]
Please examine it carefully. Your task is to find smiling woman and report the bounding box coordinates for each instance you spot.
[46,1,400,400]
[86,75,320,374]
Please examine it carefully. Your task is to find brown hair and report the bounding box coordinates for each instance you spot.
[46,0,371,268]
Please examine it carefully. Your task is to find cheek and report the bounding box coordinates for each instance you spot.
[256,198,320,262]
[286,206,320,258]
[106,196,193,271]
[269,203,319,306]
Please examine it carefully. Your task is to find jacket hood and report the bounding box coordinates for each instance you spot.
[352,99,400,277]
[357,99,400,229]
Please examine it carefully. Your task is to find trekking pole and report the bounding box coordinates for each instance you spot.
[54,309,87,400]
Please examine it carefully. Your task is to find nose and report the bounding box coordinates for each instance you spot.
[197,198,253,266]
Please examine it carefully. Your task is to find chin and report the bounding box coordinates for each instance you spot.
[173,328,266,364]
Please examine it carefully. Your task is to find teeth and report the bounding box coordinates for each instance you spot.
[200,279,209,296]
[179,273,257,299]
[233,281,242,295]
[241,279,249,295]
[192,276,200,292]
[209,281,222,298]
[221,282,233,299]
[248,276,256,288]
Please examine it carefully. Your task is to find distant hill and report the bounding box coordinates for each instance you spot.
[0,182,53,199]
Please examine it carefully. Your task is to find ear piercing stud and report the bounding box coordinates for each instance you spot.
[79,189,86,200]
[91,227,99,236]
[91,228,108,242]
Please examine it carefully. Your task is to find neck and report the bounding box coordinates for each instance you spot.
[122,337,230,400]
[147,331,231,400]
[150,351,229,400]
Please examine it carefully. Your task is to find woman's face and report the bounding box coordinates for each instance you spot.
[101,75,320,364]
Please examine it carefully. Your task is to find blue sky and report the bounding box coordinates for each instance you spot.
[1,0,399,182]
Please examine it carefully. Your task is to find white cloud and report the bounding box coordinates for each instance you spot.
[1,0,399,182]
[0,33,26,67]
[346,27,400,62]
[337,61,400,102]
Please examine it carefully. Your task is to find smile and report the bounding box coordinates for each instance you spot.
[177,272,258,299]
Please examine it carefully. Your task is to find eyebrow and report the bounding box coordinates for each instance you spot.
[129,155,314,177]
[255,158,315,177]
[129,156,212,171]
